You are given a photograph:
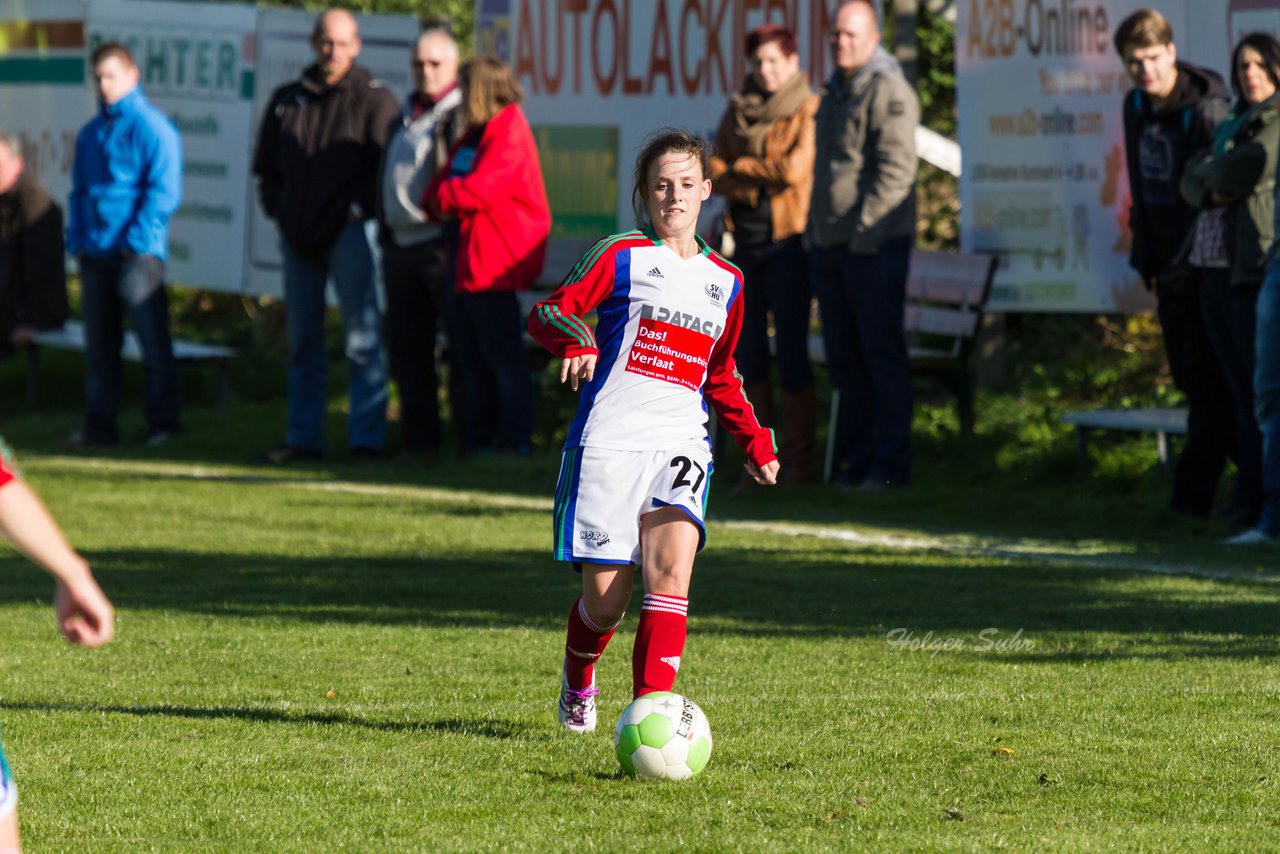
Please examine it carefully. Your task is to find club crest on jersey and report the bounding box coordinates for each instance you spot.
[704,282,725,305]
[639,303,723,339]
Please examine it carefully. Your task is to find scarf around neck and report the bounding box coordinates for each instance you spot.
[726,70,812,157]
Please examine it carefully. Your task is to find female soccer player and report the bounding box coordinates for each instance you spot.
[0,440,115,850]
[529,129,780,732]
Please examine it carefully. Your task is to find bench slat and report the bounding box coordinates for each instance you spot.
[904,305,979,339]
[33,320,235,362]
[1062,408,1189,434]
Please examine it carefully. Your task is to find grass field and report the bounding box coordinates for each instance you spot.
[1,392,1279,851]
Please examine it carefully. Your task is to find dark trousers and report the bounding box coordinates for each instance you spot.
[445,289,535,453]
[1157,268,1236,516]
[811,236,914,486]
[382,238,448,453]
[79,253,180,442]
[1198,268,1262,524]
[733,236,815,393]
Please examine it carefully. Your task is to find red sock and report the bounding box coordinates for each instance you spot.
[564,597,621,690]
[632,593,688,698]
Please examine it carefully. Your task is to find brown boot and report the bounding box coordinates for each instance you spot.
[736,381,775,491]
[778,386,816,487]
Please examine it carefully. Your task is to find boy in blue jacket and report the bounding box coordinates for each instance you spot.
[67,42,183,448]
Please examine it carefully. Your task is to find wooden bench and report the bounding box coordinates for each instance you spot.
[819,248,997,482]
[1061,407,1188,471]
[23,320,236,407]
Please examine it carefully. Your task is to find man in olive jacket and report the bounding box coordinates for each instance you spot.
[809,0,919,490]
[0,133,66,362]
[253,9,399,464]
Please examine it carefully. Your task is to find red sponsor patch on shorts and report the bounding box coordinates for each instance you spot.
[625,318,713,390]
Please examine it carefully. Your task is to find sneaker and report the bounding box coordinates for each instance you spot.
[1222,527,1278,546]
[557,671,598,733]
[67,430,117,449]
[145,429,179,448]
[264,443,323,465]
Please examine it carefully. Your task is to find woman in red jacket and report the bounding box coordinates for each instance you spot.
[425,56,551,455]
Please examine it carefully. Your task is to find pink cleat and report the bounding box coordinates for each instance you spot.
[557,670,599,733]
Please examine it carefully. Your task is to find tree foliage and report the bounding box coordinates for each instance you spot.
[254,0,476,49]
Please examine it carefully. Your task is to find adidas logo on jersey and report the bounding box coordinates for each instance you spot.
[660,655,682,672]
[648,267,664,278]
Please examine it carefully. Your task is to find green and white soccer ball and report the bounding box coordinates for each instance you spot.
[614,692,712,781]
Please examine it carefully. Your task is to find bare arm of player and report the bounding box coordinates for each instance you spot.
[560,353,598,391]
[0,478,115,647]
[744,459,780,486]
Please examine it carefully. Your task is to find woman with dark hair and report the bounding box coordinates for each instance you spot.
[709,24,819,486]
[529,129,778,732]
[425,56,551,456]
[1182,31,1280,537]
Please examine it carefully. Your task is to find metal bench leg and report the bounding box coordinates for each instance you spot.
[23,344,39,409]
[1156,430,1169,469]
[218,363,232,407]
[824,388,840,484]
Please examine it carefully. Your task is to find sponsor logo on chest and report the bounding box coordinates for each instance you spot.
[638,303,723,339]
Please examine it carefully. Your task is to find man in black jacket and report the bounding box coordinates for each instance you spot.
[1116,8,1236,518]
[253,9,399,464]
[0,133,67,362]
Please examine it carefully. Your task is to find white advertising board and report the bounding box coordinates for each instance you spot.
[245,7,418,298]
[0,0,92,222]
[958,0,1278,313]
[87,0,257,294]
[478,0,850,278]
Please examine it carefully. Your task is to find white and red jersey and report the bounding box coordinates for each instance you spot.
[0,439,13,489]
[529,229,776,468]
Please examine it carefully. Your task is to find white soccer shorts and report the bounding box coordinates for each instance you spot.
[0,733,15,821]
[553,442,714,566]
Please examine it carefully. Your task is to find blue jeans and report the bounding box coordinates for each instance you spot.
[811,237,914,486]
[445,289,535,453]
[1255,263,1280,535]
[79,253,180,442]
[280,223,387,453]
[733,236,814,393]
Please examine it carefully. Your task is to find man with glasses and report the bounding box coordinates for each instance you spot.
[377,24,464,458]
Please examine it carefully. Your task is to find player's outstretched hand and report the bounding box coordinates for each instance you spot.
[560,353,597,391]
[745,459,780,486]
[54,573,115,648]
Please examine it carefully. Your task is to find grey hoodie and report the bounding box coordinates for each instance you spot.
[808,47,918,252]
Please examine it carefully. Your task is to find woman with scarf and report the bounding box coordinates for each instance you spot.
[709,24,819,486]
[1181,32,1280,537]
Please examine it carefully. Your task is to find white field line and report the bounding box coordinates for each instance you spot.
[29,456,1277,583]
[28,455,552,511]
[721,521,1280,584]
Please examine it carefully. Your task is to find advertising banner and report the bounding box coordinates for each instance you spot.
[0,0,92,220]
[87,0,257,294]
[478,0,849,277]
[245,7,418,298]
[958,0,1279,313]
